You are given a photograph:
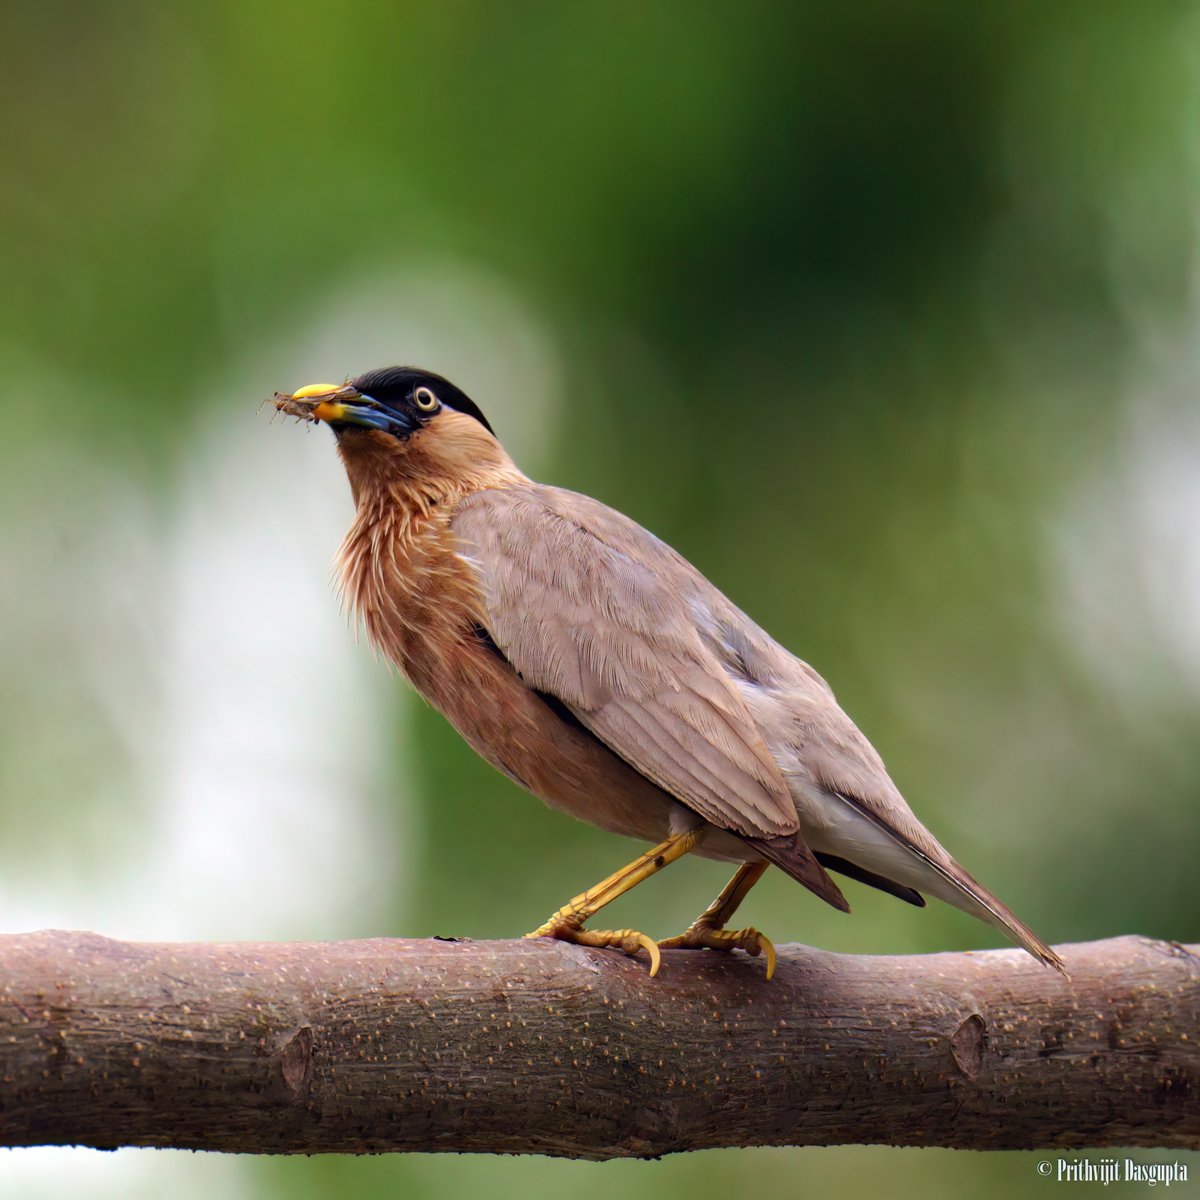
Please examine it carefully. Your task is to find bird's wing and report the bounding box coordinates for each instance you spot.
[450,484,800,839]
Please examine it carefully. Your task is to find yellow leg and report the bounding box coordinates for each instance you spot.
[525,829,704,976]
[658,861,777,979]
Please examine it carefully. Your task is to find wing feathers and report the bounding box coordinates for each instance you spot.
[452,487,801,838]
[749,835,850,912]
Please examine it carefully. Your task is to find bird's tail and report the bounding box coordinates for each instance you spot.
[932,858,1067,974]
[829,790,1068,974]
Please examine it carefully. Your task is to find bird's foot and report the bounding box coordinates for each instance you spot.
[525,916,662,976]
[657,921,777,980]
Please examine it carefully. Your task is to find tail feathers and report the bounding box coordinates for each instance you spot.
[939,859,1068,975]
[831,790,1067,974]
[749,833,850,913]
[815,852,926,908]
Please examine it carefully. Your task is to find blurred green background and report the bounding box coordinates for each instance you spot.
[2,2,1198,1196]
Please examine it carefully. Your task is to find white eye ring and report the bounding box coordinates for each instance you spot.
[413,386,440,412]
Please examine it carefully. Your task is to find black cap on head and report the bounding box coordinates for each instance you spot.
[350,367,495,436]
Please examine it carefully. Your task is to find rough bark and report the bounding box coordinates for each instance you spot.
[0,931,1196,1158]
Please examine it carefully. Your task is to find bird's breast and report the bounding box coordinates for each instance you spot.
[338,504,491,704]
[335,501,678,843]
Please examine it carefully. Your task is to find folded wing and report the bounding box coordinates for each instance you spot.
[451,485,800,840]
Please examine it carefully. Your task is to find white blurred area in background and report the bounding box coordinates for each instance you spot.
[1053,319,1200,707]
[0,260,561,1195]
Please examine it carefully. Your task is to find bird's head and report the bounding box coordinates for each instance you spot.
[275,366,494,441]
[274,366,520,504]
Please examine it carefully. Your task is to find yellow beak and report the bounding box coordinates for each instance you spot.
[275,381,402,433]
[276,382,358,423]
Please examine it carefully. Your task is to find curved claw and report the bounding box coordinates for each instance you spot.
[759,932,777,980]
[734,927,776,980]
[657,922,777,979]
[528,923,663,975]
[579,927,661,976]
[638,932,663,977]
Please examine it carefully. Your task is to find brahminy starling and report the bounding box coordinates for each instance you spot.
[274,367,1064,978]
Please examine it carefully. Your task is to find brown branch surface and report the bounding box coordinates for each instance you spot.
[0,931,1196,1157]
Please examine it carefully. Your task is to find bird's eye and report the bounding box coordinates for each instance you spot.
[413,386,440,413]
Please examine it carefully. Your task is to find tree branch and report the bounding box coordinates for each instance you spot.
[0,931,1196,1157]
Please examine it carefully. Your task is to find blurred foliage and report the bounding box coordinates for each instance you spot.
[2,1,1199,1197]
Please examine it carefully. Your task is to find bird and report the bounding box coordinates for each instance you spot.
[273,366,1065,979]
